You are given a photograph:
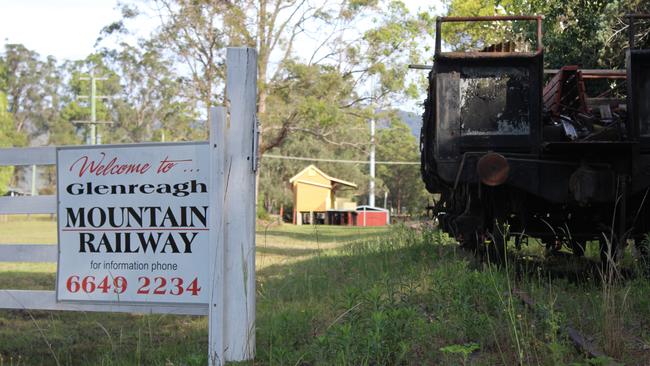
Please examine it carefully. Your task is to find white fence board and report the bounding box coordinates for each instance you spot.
[223,47,257,362]
[0,196,56,214]
[0,290,208,315]
[208,107,227,364]
[0,244,57,262]
[0,146,56,166]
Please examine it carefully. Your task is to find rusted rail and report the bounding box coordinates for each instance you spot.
[409,64,627,79]
[544,69,627,79]
[511,288,616,363]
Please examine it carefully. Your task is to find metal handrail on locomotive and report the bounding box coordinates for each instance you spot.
[420,15,650,262]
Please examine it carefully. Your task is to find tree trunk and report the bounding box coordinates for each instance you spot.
[206,76,213,138]
[397,188,402,215]
[264,194,272,213]
[255,72,267,204]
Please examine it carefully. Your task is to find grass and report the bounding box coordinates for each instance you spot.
[1,215,650,365]
[0,215,57,244]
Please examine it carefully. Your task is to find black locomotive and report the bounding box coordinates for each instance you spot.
[420,15,650,263]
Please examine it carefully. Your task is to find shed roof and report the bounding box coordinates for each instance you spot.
[356,205,389,212]
[289,165,357,188]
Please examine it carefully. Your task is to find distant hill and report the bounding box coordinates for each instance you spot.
[397,110,421,138]
[375,109,422,138]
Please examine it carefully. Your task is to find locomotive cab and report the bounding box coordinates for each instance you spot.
[422,16,543,190]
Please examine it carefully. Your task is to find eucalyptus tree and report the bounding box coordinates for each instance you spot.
[109,0,435,153]
[100,0,438,208]
[597,0,650,69]
[0,91,16,194]
[103,41,200,143]
[2,44,64,140]
[1,44,69,194]
[376,119,427,214]
[259,60,371,213]
[443,0,649,69]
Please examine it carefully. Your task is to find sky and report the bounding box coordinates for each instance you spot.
[0,0,444,61]
[0,0,118,60]
[0,0,157,61]
[0,0,444,114]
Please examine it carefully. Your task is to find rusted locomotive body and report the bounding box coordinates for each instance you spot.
[421,15,650,261]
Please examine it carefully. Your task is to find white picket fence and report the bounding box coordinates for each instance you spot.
[0,47,257,365]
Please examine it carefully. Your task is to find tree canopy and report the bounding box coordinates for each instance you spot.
[443,0,650,68]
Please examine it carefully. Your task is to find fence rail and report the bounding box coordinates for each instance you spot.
[0,146,56,166]
[0,244,56,262]
[0,196,56,214]
[0,290,208,315]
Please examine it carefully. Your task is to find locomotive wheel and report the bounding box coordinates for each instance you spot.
[569,240,586,257]
[458,230,481,252]
[485,233,507,263]
[486,222,508,263]
[513,234,528,251]
[543,237,562,256]
[599,237,619,272]
[634,236,650,274]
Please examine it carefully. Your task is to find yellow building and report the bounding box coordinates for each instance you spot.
[289,165,357,225]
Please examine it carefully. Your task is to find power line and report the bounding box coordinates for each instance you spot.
[263,154,419,165]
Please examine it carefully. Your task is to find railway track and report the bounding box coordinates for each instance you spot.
[510,288,618,364]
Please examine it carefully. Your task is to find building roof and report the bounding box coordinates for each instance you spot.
[3,187,28,196]
[356,205,389,212]
[289,164,357,188]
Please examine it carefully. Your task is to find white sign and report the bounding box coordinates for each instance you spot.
[56,142,210,304]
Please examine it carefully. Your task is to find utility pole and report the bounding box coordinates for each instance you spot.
[31,165,36,196]
[368,76,377,207]
[369,116,376,207]
[73,73,112,144]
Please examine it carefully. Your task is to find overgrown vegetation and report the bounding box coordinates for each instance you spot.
[2,217,650,365]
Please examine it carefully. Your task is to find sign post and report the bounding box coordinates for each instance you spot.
[207,47,258,365]
[208,106,226,365]
[222,46,258,363]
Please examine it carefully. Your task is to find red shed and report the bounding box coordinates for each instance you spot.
[355,206,389,227]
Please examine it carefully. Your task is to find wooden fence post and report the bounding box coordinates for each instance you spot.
[223,47,258,361]
[208,106,227,365]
